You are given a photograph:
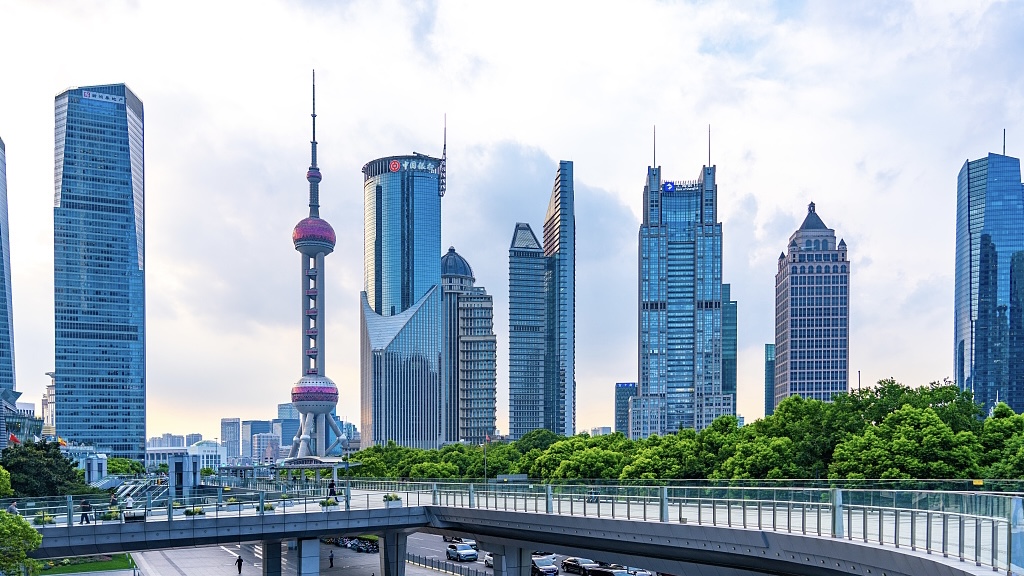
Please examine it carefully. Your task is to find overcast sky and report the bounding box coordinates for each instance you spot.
[1,1,1022,441]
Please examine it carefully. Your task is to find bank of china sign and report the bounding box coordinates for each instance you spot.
[82,91,125,104]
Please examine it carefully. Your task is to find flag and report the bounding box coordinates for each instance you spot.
[485,434,490,443]
[8,433,19,445]
[58,437,67,446]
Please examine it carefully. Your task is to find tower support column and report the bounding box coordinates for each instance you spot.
[481,544,530,576]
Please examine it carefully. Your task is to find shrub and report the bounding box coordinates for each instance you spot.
[171,501,184,509]
[183,507,204,516]
[383,493,402,502]
[319,498,338,507]
[226,497,239,504]
[262,503,275,511]
[33,513,56,525]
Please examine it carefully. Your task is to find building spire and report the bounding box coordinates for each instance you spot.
[439,114,447,197]
[306,69,321,218]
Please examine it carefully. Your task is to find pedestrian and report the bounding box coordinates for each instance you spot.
[5,501,17,515]
[328,481,336,496]
[329,550,334,568]
[235,555,243,574]
[125,495,134,510]
[110,493,117,508]
[80,500,93,524]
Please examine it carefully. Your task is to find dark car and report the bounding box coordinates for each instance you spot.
[562,558,600,575]
[532,557,559,576]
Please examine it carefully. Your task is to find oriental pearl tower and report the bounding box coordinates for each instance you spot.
[288,72,345,459]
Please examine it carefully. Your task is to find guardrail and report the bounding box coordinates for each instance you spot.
[10,480,1021,574]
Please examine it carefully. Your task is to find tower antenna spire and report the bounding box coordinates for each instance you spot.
[1005,128,1007,156]
[653,124,656,167]
[708,124,711,167]
[306,69,321,218]
[439,114,447,197]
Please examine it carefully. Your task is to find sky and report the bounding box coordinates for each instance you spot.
[1,0,1023,442]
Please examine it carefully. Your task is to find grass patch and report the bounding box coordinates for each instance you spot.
[42,554,133,574]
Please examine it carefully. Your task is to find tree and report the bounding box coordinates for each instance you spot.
[409,461,460,479]
[514,429,562,454]
[697,415,742,476]
[0,464,11,497]
[829,405,981,479]
[0,511,42,576]
[107,457,144,475]
[714,435,801,479]
[0,440,84,497]
[551,447,624,479]
[200,467,216,477]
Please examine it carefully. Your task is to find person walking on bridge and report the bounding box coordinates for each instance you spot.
[235,555,243,574]
[79,500,92,524]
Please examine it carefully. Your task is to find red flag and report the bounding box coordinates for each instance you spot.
[485,434,490,443]
[8,433,19,445]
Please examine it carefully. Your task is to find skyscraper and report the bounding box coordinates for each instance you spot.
[220,417,240,458]
[631,163,735,438]
[955,153,1024,413]
[241,419,271,459]
[286,74,344,459]
[53,84,145,460]
[614,382,637,434]
[360,153,443,449]
[440,247,497,445]
[508,161,576,439]
[0,136,13,393]
[764,344,776,417]
[773,203,850,409]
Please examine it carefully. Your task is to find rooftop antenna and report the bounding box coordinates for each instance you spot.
[653,124,656,167]
[708,124,711,167]
[439,114,447,197]
[1004,129,1007,156]
[307,69,320,218]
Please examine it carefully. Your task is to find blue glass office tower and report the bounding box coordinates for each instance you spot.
[361,155,442,449]
[0,136,14,393]
[53,84,145,460]
[614,382,637,434]
[773,204,850,409]
[955,153,1024,413]
[632,164,735,438]
[764,344,775,416]
[508,161,576,439]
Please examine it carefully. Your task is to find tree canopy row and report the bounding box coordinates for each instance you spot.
[348,380,1024,481]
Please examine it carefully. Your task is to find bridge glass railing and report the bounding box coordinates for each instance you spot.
[15,480,1019,573]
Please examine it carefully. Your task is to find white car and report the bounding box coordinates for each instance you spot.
[484,552,494,568]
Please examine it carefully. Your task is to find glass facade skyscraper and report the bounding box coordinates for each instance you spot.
[360,155,443,449]
[614,382,637,434]
[53,84,145,460]
[440,247,497,445]
[955,153,1024,413]
[220,417,240,459]
[764,344,775,416]
[508,161,576,439]
[631,164,735,438]
[0,136,14,393]
[773,203,850,409]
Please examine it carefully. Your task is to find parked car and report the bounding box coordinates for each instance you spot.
[532,557,559,576]
[484,552,494,568]
[562,558,600,575]
[443,536,478,550]
[447,543,479,562]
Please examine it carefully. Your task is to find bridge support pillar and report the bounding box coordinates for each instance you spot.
[379,530,408,576]
[483,544,531,576]
[297,538,320,576]
[262,540,282,576]
[545,485,553,513]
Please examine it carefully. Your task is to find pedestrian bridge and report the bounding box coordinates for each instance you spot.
[15,480,1023,576]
